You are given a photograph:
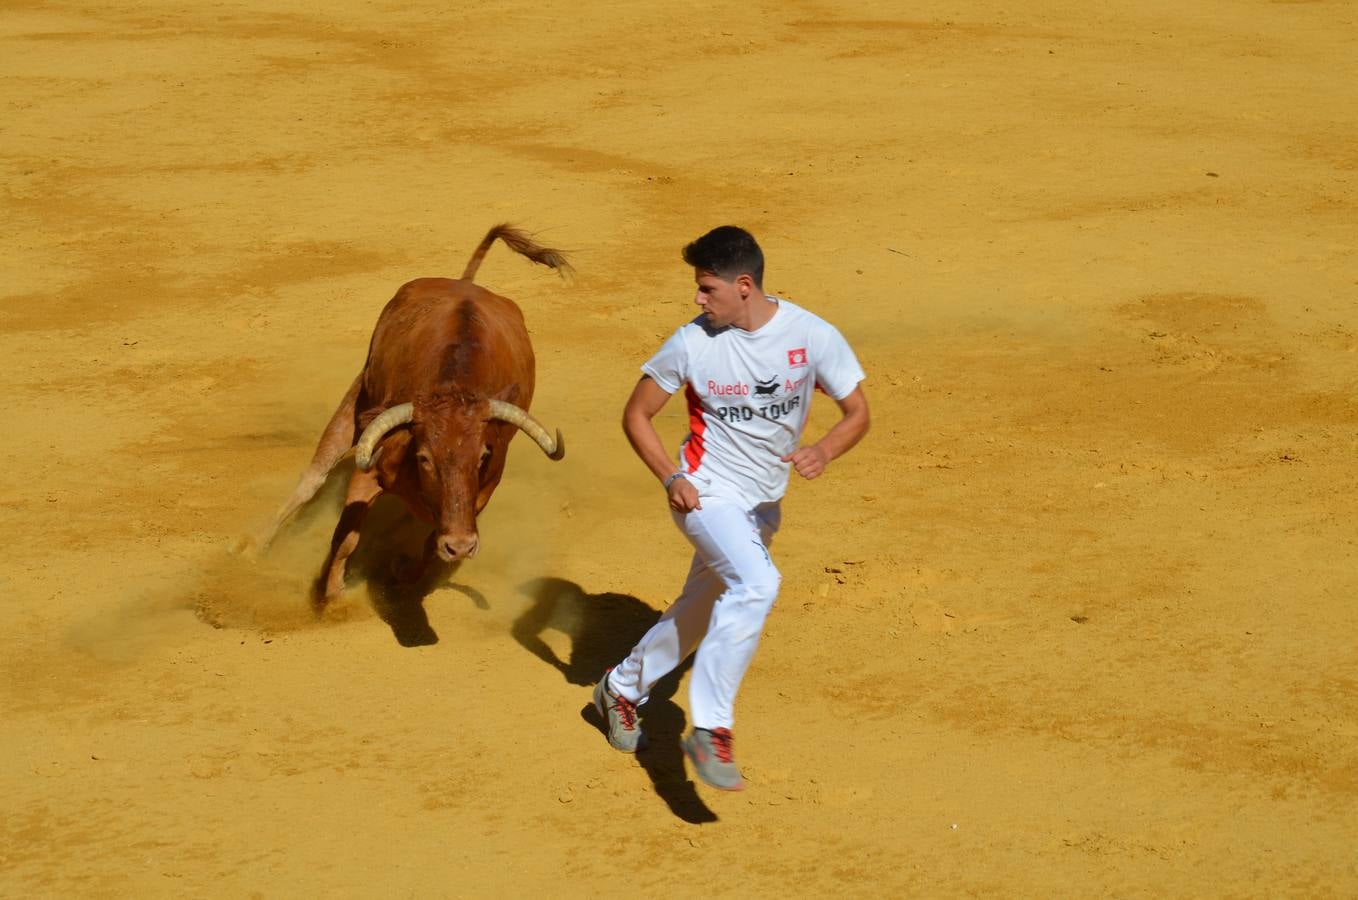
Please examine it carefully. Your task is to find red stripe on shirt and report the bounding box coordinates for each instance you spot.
[683,384,707,473]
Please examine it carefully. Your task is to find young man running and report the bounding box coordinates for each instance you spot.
[594,225,870,791]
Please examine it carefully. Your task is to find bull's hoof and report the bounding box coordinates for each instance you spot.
[310,577,345,612]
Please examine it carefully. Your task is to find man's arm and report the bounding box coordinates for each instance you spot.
[622,376,702,511]
[780,385,870,480]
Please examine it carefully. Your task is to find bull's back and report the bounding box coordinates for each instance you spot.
[364,278,536,406]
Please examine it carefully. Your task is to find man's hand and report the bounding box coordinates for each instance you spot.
[781,387,869,481]
[781,444,831,480]
[667,476,702,512]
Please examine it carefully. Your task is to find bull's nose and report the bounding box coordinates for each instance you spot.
[436,534,479,562]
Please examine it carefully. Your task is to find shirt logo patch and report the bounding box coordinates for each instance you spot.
[787,348,808,368]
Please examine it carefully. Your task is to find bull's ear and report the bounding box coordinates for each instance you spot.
[374,428,414,477]
[492,383,522,405]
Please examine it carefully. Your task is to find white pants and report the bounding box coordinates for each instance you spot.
[609,497,782,731]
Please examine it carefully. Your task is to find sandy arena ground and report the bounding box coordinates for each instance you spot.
[3,1,1356,895]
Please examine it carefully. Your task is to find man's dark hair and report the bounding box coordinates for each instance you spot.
[682,226,764,287]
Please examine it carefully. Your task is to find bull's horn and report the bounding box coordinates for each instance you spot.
[354,402,414,470]
[488,400,565,460]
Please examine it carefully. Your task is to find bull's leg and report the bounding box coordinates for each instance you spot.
[259,374,363,550]
[315,469,383,604]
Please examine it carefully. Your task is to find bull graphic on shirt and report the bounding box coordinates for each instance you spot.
[753,375,780,397]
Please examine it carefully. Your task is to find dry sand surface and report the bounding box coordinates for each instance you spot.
[3,0,1357,896]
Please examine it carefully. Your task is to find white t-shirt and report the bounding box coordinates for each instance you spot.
[642,297,866,506]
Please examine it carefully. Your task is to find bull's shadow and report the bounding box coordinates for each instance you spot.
[342,493,488,647]
[265,461,485,646]
[514,577,716,824]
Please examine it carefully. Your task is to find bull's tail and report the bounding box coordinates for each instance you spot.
[461,224,573,283]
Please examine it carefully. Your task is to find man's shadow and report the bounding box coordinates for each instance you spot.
[514,577,717,824]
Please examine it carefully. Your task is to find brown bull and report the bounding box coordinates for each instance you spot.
[264,224,569,603]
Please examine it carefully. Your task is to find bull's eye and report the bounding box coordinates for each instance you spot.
[480,445,491,462]
[416,450,434,470]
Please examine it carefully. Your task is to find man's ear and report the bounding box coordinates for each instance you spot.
[736,273,753,297]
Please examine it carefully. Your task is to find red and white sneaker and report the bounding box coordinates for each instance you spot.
[593,669,644,753]
[682,727,745,791]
